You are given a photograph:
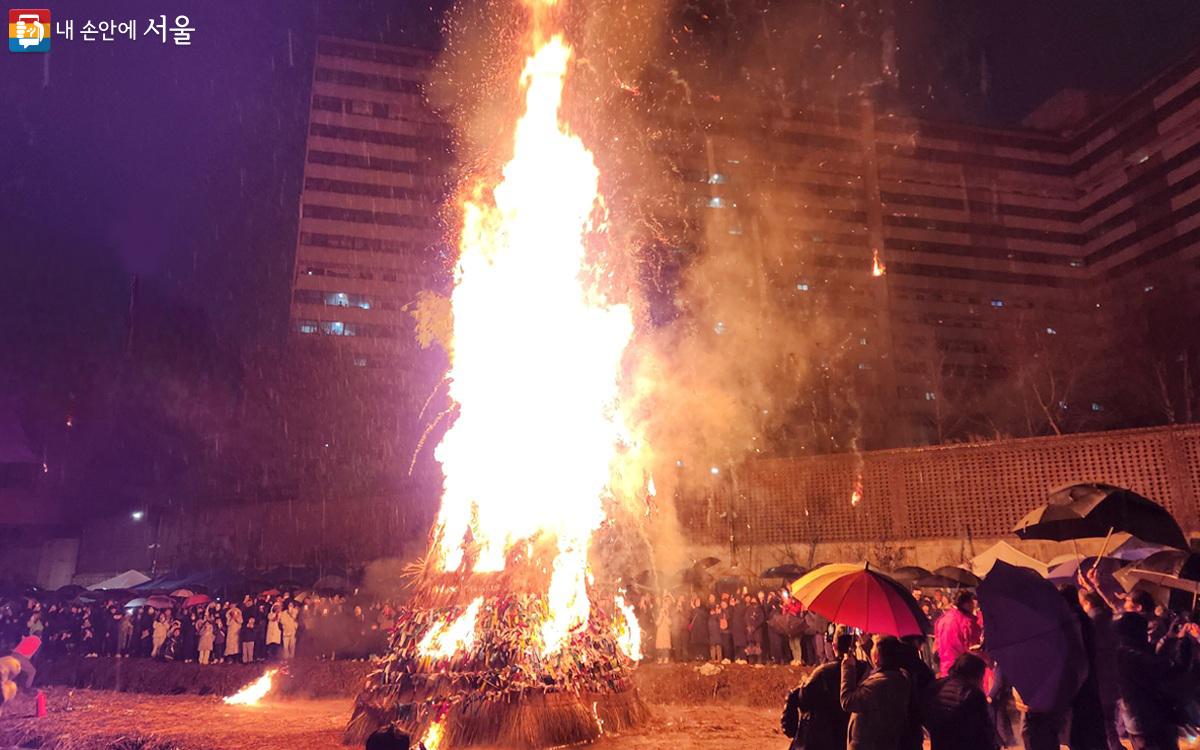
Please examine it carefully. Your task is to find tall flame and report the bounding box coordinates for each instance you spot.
[430,9,633,658]
[871,249,887,277]
[223,669,277,706]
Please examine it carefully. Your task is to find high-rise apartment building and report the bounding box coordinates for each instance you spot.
[289,36,1200,453]
[289,37,451,376]
[641,47,1200,450]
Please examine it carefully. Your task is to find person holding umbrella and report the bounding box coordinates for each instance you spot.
[1059,585,1108,750]
[977,562,1088,750]
[1078,587,1122,750]
[840,635,911,750]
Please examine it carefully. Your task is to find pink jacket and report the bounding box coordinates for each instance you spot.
[934,607,981,676]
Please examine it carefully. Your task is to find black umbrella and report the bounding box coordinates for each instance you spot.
[933,566,982,588]
[769,610,808,638]
[1014,483,1187,550]
[761,564,807,581]
[890,566,933,586]
[915,573,969,589]
[54,584,87,600]
[978,561,1087,714]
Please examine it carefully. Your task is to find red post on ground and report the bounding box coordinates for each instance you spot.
[36,690,47,718]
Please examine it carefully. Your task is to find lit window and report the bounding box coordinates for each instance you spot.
[710,466,720,475]
[1059,400,1069,411]
[353,356,368,367]
[990,299,1004,308]
[324,291,372,309]
[707,173,727,185]
[322,321,355,336]
[728,226,744,236]
[707,196,725,208]
[857,362,870,370]
[1069,259,1084,268]
[924,392,936,401]
[298,320,318,335]
[796,282,810,291]
[1091,402,1103,412]
[1144,285,1154,293]
[1045,327,1057,335]
[714,320,726,335]
[860,337,868,346]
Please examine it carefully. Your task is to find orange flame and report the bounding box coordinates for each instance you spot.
[223,669,277,706]
[614,592,642,661]
[430,15,633,658]
[418,598,482,659]
[871,249,886,277]
[421,717,447,750]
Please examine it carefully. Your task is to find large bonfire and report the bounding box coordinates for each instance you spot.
[344,0,648,747]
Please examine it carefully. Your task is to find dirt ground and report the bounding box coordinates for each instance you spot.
[0,689,779,750]
[4,687,1198,750]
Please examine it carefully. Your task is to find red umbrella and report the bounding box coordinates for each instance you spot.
[145,595,174,609]
[183,594,211,608]
[790,563,931,637]
[261,588,281,597]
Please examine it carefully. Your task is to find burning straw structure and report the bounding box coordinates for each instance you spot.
[344,572,646,747]
[345,0,648,746]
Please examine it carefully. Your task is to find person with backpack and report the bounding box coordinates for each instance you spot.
[781,628,865,750]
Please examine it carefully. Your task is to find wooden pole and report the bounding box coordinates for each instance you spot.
[1092,527,1115,573]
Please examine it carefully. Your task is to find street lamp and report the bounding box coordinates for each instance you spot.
[131,510,145,521]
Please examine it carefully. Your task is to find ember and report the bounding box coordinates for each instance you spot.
[344,0,648,746]
[223,669,277,706]
[871,249,887,277]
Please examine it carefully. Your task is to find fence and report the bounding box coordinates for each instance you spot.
[680,424,1200,546]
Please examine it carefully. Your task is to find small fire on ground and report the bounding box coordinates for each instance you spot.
[223,669,277,706]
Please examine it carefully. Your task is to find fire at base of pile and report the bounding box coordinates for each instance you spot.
[344,573,647,748]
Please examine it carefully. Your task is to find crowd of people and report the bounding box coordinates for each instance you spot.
[776,566,1200,750]
[6,566,1200,749]
[0,592,396,664]
[626,587,835,666]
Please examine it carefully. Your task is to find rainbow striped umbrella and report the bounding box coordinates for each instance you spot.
[789,563,931,637]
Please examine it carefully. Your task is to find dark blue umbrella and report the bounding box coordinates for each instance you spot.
[977,561,1086,714]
